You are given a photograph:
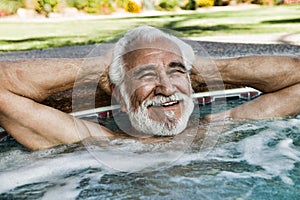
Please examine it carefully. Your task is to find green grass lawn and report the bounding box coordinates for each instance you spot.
[0,5,299,52]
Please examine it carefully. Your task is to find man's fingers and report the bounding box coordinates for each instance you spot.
[99,65,112,95]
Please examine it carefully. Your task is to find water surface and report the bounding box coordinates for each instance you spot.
[0,99,299,199]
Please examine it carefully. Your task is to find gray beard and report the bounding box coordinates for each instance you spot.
[120,84,194,136]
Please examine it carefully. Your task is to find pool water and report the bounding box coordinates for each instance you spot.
[0,99,299,199]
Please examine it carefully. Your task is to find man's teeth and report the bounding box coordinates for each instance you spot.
[161,100,178,107]
[147,99,181,107]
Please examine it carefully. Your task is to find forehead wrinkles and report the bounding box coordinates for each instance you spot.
[126,36,180,52]
[124,47,181,58]
[123,48,183,69]
[144,50,165,57]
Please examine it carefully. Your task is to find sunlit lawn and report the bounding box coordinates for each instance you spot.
[0,5,299,52]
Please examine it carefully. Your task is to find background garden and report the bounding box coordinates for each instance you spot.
[0,0,299,52]
[0,0,285,17]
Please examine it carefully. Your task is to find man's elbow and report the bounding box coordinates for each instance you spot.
[22,137,66,151]
[27,142,61,151]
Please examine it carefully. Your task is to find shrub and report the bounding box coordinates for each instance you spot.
[97,0,115,14]
[66,0,87,10]
[35,0,58,17]
[66,0,114,14]
[0,0,24,15]
[196,0,214,7]
[251,0,275,5]
[181,0,197,10]
[114,0,127,8]
[157,0,179,11]
[125,0,141,13]
[214,0,229,6]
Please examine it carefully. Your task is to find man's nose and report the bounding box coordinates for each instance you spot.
[154,74,175,96]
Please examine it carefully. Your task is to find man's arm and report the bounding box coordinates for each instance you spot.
[193,55,300,120]
[0,56,114,150]
[215,56,300,92]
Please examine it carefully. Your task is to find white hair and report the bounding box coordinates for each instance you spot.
[109,25,195,86]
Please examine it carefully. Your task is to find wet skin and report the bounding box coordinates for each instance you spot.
[121,47,192,125]
[1,24,299,150]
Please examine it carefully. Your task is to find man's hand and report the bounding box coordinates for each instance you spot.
[98,47,114,95]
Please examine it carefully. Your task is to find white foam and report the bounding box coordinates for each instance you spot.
[218,171,272,180]
[234,120,300,185]
[169,176,204,185]
[0,118,299,197]
[41,172,104,200]
[86,144,188,172]
[0,150,103,193]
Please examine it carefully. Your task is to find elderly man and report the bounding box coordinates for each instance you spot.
[0,26,299,150]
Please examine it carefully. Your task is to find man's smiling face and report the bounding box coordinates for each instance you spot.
[117,38,194,136]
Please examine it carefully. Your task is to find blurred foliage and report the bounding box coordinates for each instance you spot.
[1,5,299,52]
[237,0,276,4]
[66,0,86,10]
[35,0,58,16]
[114,0,127,7]
[214,0,229,6]
[182,0,214,9]
[66,0,114,14]
[196,0,214,6]
[0,0,290,17]
[182,0,197,10]
[124,0,141,13]
[0,0,24,15]
[157,0,179,11]
[251,0,275,5]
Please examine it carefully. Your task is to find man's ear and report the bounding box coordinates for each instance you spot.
[111,84,127,112]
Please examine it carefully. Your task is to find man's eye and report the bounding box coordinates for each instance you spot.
[139,73,157,80]
[169,69,186,75]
